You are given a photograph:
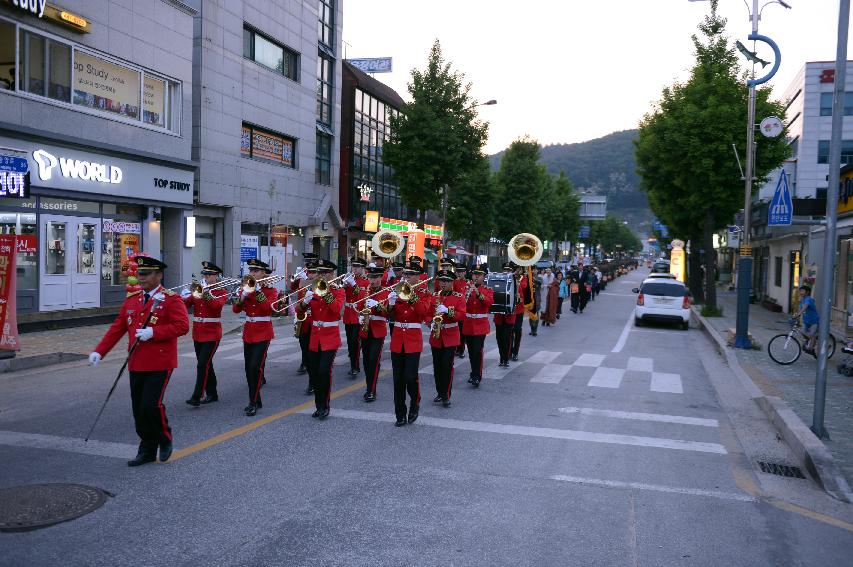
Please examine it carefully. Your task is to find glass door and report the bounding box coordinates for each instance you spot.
[40,215,101,311]
[72,220,100,308]
[40,218,70,310]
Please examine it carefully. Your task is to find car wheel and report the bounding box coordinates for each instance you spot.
[634,317,643,327]
[680,321,689,330]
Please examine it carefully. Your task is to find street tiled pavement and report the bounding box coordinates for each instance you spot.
[709,289,853,485]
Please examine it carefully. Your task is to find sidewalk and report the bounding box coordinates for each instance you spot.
[1,309,259,372]
[708,288,853,488]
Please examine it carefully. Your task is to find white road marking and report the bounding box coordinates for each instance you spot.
[223,342,295,361]
[627,357,654,372]
[587,367,625,388]
[531,364,573,384]
[573,353,606,367]
[0,430,137,460]
[650,372,684,394]
[483,347,500,360]
[558,406,718,427]
[550,475,754,502]
[527,350,562,364]
[612,311,635,353]
[320,409,727,454]
[180,339,244,358]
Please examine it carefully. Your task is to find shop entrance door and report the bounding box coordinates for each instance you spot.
[40,215,101,311]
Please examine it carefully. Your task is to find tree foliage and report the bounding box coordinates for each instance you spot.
[589,215,643,255]
[446,156,495,242]
[384,40,489,227]
[634,0,789,307]
[493,137,549,242]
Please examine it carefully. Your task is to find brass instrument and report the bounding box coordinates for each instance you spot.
[359,306,373,335]
[371,229,405,258]
[314,278,330,298]
[507,233,544,267]
[241,274,257,295]
[293,310,308,337]
[190,281,204,299]
[358,277,435,306]
[431,297,444,339]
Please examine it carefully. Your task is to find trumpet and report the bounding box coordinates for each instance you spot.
[359,277,435,305]
[289,267,309,283]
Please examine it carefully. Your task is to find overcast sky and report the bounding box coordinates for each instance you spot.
[343,0,847,155]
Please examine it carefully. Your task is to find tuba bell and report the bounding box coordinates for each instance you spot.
[371,229,405,258]
[507,233,543,267]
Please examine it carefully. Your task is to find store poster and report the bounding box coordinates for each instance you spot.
[0,235,19,351]
[142,75,166,126]
[73,52,141,119]
[406,229,425,262]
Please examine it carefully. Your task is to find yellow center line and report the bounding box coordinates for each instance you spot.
[169,379,368,462]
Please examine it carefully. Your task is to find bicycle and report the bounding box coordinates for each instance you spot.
[767,319,836,365]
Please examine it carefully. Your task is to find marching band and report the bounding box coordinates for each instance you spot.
[88,230,552,465]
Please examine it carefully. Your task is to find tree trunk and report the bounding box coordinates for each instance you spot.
[418,209,426,230]
[703,209,717,310]
[687,238,705,304]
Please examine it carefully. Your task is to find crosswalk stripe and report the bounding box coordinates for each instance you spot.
[558,406,718,427]
[573,353,606,367]
[650,372,684,394]
[531,363,572,384]
[627,356,654,372]
[527,350,562,364]
[588,367,625,388]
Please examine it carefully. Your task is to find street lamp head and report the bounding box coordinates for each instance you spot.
[482,99,497,106]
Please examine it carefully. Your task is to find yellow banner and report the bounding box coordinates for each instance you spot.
[73,52,140,119]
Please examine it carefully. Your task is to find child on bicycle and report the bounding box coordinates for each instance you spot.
[793,285,819,356]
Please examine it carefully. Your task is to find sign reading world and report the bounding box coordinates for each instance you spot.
[346,57,393,74]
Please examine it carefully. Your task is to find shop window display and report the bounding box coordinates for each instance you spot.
[0,211,37,289]
[45,220,66,275]
[102,220,141,285]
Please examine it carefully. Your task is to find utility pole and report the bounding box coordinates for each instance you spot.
[813,0,850,439]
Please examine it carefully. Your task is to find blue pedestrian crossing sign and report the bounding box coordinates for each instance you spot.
[768,170,792,226]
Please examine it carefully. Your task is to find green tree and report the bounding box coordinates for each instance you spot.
[446,156,495,245]
[539,171,581,244]
[493,137,548,242]
[634,0,789,308]
[384,40,489,228]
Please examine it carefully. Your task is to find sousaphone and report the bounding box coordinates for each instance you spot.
[507,233,543,266]
[371,229,405,258]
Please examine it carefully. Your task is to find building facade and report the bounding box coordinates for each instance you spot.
[0,0,196,321]
[189,0,344,281]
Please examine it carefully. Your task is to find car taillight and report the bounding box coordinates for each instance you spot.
[637,293,644,306]
[682,294,690,309]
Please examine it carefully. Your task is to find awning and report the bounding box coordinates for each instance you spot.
[423,249,438,261]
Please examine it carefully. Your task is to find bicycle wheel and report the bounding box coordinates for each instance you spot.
[768,333,801,365]
[827,334,837,359]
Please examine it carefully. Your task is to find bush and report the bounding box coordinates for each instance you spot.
[701,305,724,317]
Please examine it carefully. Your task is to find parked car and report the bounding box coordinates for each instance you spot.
[633,277,691,330]
[651,260,671,274]
[647,273,677,279]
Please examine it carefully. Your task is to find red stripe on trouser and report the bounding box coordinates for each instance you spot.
[158,370,173,441]
[253,343,269,404]
[201,339,220,393]
[327,350,336,406]
[446,351,454,399]
[371,339,384,392]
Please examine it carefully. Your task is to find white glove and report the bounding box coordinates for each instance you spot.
[180,288,191,299]
[152,292,165,302]
[255,284,262,292]
[344,275,356,287]
[88,352,101,366]
[135,327,154,342]
[366,298,378,308]
[387,292,397,306]
[303,290,314,304]
[437,304,449,314]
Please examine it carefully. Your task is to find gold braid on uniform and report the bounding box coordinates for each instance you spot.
[256,291,267,303]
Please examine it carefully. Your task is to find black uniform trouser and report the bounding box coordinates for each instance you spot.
[191,340,220,399]
[299,331,310,369]
[244,340,270,406]
[465,334,486,379]
[362,332,385,394]
[431,345,456,400]
[495,322,513,363]
[511,315,524,357]
[345,323,361,371]
[456,321,466,356]
[391,349,420,420]
[307,348,336,410]
[129,370,173,453]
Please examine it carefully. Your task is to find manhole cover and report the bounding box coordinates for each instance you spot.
[0,484,109,532]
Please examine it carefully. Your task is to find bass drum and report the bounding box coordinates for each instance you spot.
[486,272,517,314]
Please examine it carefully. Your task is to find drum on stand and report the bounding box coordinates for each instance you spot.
[486,272,516,314]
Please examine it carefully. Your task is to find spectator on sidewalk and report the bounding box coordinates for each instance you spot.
[557,271,568,319]
[793,285,818,356]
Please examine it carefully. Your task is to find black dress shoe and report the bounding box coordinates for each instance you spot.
[511,355,519,361]
[158,440,173,462]
[456,352,465,359]
[297,365,307,374]
[200,395,218,405]
[127,452,156,467]
[318,408,329,420]
[244,404,257,416]
[311,409,321,418]
[185,397,201,407]
[262,377,267,385]
[472,378,481,388]
[349,368,359,377]
[395,418,407,427]
[407,411,418,424]
[255,399,262,409]
[304,386,314,395]
[364,392,376,402]
[433,395,443,403]
[442,399,451,408]
[467,376,475,384]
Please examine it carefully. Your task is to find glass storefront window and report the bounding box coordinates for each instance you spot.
[77,222,96,274]
[73,51,140,120]
[0,20,14,91]
[102,221,141,285]
[0,211,37,289]
[48,40,71,102]
[45,220,67,275]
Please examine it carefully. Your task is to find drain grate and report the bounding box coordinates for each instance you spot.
[757,461,806,479]
[0,484,109,532]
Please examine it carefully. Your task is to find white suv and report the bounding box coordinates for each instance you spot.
[632,277,691,330]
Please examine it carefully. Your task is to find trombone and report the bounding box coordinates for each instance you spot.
[269,271,353,313]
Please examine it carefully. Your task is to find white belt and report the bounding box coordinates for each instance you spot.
[394,322,422,329]
[245,316,271,323]
[369,316,387,322]
[466,313,489,319]
[440,322,458,329]
[312,320,339,328]
[193,317,221,323]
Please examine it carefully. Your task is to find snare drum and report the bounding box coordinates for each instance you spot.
[486,272,517,314]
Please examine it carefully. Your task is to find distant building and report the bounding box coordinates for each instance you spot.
[579,195,607,220]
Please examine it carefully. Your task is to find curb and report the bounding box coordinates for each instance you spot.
[692,306,853,503]
[0,352,89,373]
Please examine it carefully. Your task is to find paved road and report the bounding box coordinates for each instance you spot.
[1,269,852,566]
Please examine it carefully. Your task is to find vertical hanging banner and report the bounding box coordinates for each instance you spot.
[0,235,20,351]
[406,229,425,262]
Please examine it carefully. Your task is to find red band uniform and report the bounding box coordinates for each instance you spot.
[388,264,430,426]
[493,262,518,367]
[92,256,189,465]
[429,271,466,406]
[293,252,318,379]
[232,258,276,416]
[357,266,389,401]
[511,265,529,360]
[453,267,470,357]
[182,261,228,405]
[302,259,346,419]
[462,264,495,387]
[343,257,369,377]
